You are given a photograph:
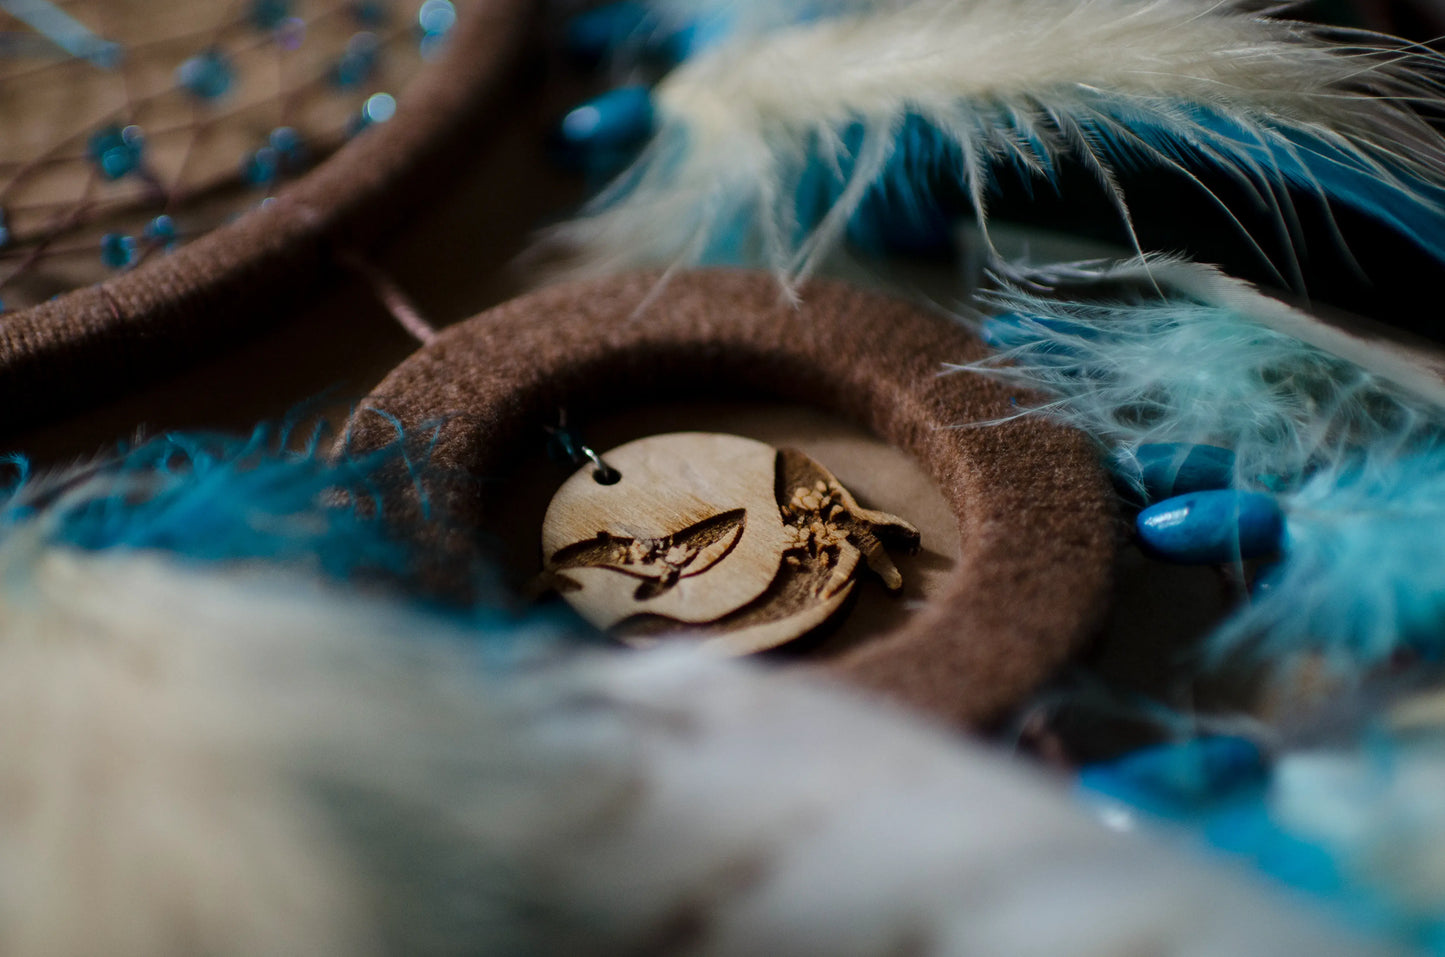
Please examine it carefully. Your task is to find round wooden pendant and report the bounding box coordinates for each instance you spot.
[541,431,922,656]
[346,269,1118,727]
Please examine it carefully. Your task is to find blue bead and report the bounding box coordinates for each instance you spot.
[1079,735,1267,819]
[1118,443,1237,500]
[550,86,654,172]
[176,49,235,100]
[417,0,455,35]
[241,146,281,186]
[331,32,380,87]
[266,126,306,170]
[1137,489,1284,563]
[87,125,144,180]
[351,0,389,25]
[249,0,291,29]
[100,233,138,269]
[143,214,177,246]
[563,1,650,64]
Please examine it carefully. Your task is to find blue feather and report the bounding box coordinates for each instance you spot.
[0,422,430,583]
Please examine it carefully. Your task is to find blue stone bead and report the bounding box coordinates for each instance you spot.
[331,32,380,87]
[348,92,396,135]
[1137,489,1284,563]
[176,49,235,100]
[143,214,177,247]
[268,126,306,169]
[417,0,455,36]
[1079,735,1267,819]
[550,86,654,171]
[1119,443,1236,500]
[563,1,650,64]
[249,0,291,29]
[100,233,138,269]
[351,0,389,25]
[241,146,281,186]
[87,125,144,180]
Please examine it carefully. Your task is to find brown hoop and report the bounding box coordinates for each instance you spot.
[346,270,1117,727]
[0,0,535,435]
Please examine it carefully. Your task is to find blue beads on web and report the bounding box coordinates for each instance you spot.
[87,125,145,180]
[1136,489,1284,564]
[331,32,381,87]
[348,92,396,135]
[176,48,236,100]
[249,0,292,30]
[100,233,138,270]
[144,215,178,250]
[351,0,391,25]
[549,86,654,180]
[417,0,455,57]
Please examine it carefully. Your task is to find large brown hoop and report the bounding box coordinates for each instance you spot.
[0,0,535,435]
[347,269,1117,726]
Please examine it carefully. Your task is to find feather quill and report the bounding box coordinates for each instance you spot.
[546,0,1445,289]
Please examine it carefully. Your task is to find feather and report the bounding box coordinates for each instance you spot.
[963,257,1445,668]
[0,540,1401,956]
[0,419,438,585]
[544,0,1445,290]
[959,256,1445,496]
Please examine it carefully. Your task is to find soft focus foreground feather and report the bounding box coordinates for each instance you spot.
[0,437,1400,956]
[964,257,1445,667]
[546,0,1445,286]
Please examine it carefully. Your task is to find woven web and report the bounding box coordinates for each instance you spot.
[0,0,460,313]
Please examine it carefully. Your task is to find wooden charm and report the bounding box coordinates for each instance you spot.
[541,432,921,655]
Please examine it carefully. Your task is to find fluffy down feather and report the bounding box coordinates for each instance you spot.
[960,257,1445,495]
[546,0,1445,288]
[0,541,1403,957]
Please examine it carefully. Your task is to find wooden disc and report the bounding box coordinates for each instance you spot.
[345,269,1118,728]
[541,431,922,656]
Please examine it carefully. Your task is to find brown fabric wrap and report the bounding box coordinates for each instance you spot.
[0,0,535,437]
[347,270,1117,727]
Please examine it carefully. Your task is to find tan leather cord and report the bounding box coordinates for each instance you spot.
[345,270,1118,727]
[0,0,536,437]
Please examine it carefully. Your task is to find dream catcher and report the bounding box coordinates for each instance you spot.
[8,0,1445,954]
[0,0,531,428]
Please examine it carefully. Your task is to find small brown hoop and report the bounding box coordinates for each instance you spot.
[0,0,535,435]
[347,270,1117,727]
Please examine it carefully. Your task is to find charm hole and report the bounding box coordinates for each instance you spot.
[592,465,621,485]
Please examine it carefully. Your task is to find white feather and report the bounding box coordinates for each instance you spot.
[545,0,1445,288]
[0,540,1398,955]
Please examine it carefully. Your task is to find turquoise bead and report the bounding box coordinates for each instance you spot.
[143,215,177,247]
[563,2,650,64]
[241,146,281,186]
[100,233,138,269]
[1078,735,1267,819]
[550,86,654,175]
[176,49,235,100]
[417,0,455,36]
[1137,489,1283,563]
[1122,443,1236,500]
[87,125,144,180]
[351,0,389,25]
[249,0,291,29]
[331,32,380,87]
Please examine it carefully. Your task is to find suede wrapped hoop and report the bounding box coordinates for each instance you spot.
[348,270,1117,726]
